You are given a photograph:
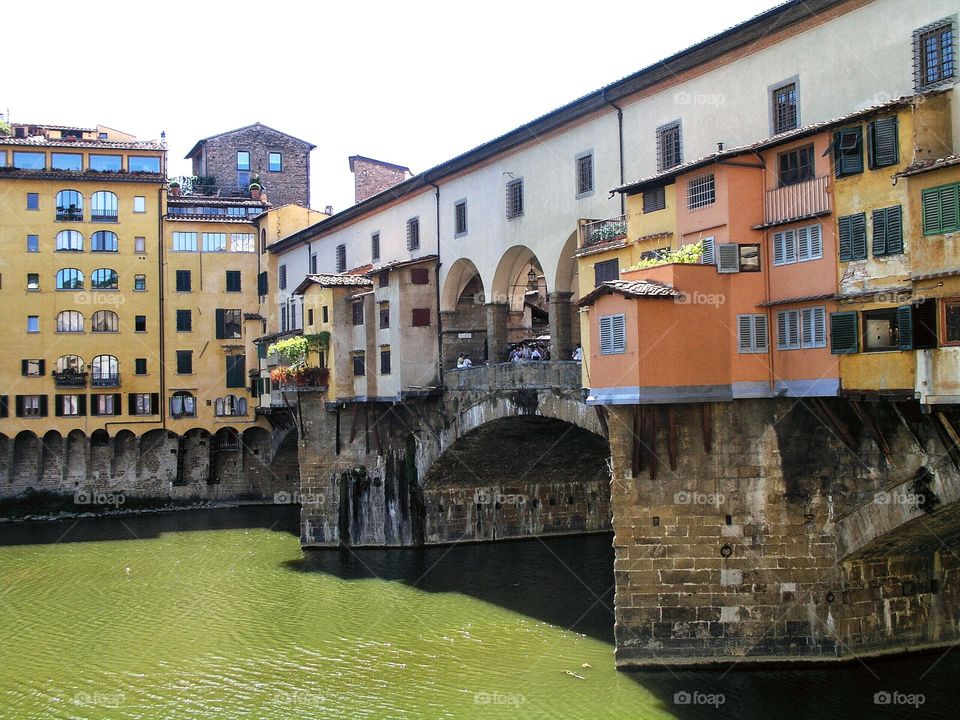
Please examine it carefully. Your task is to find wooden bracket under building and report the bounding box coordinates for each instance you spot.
[667,404,678,472]
[933,411,960,470]
[594,405,609,441]
[848,400,892,465]
[701,403,713,455]
[809,398,860,454]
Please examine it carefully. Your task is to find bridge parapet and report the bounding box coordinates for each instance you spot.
[447,361,582,392]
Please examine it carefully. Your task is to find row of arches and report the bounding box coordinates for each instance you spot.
[54,189,119,220]
[53,230,121,252]
[55,310,123,332]
[55,268,119,290]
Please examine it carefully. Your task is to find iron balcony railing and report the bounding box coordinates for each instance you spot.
[90,210,118,222]
[580,215,627,248]
[764,175,831,225]
[52,371,88,388]
[56,208,83,221]
[92,374,120,388]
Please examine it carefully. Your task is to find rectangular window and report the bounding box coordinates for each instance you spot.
[380,349,391,375]
[777,307,826,350]
[410,267,430,285]
[352,301,364,326]
[15,152,46,170]
[307,308,314,326]
[89,155,122,172]
[51,152,82,171]
[216,309,242,339]
[594,258,620,287]
[27,273,39,290]
[643,185,666,213]
[130,393,158,416]
[921,182,960,235]
[135,236,146,253]
[833,127,864,177]
[687,173,715,210]
[656,121,682,171]
[407,217,420,250]
[202,233,226,252]
[17,395,46,418]
[237,151,250,170]
[862,307,910,351]
[914,17,956,91]
[371,232,381,261]
[268,152,282,172]
[176,350,193,374]
[872,205,904,257]
[57,394,83,417]
[454,200,468,236]
[132,196,146,213]
[135,358,147,375]
[599,314,626,355]
[258,271,268,296]
[353,352,365,376]
[772,82,798,134]
[128,156,160,173]
[838,213,868,261]
[225,270,242,292]
[773,223,822,265]
[379,272,390,288]
[27,235,39,252]
[173,232,198,252]
[336,244,346,273]
[830,312,859,354]
[176,309,192,331]
[279,264,287,289]
[27,316,39,333]
[175,269,192,292]
[310,253,318,274]
[27,193,39,210]
[134,274,146,291]
[867,117,899,169]
[135,315,146,332]
[322,305,329,323]
[226,355,246,388]
[778,145,815,187]
[230,233,255,252]
[739,244,761,272]
[91,394,116,416]
[576,153,594,196]
[737,314,769,353]
[379,303,390,329]
[945,300,960,344]
[22,359,44,376]
[412,308,431,327]
[505,179,524,219]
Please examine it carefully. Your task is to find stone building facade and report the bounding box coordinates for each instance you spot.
[349,155,411,203]
[186,123,315,208]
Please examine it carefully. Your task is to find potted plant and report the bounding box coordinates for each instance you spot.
[168,180,181,197]
[249,175,262,200]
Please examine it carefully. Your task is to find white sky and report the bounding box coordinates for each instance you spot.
[4,0,778,212]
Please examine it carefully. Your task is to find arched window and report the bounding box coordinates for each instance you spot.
[91,191,118,221]
[56,230,83,251]
[214,397,225,416]
[91,230,118,252]
[56,268,84,289]
[90,268,118,290]
[56,190,84,221]
[237,397,248,415]
[170,391,196,418]
[91,354,119,386]
[56,311,84,332]
[56,355,84,373]
[91,310,119,332]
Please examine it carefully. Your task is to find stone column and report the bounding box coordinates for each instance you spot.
[548,291,575,361]
[485,303,509,363]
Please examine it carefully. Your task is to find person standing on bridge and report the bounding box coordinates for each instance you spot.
[572,344,582,362]
[457,353,466,368]
[463,354,473,368]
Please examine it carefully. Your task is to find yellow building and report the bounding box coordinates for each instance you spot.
[0,123,166,435]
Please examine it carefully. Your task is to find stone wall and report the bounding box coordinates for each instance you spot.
[350,156,410,204]
[606,399,960,667]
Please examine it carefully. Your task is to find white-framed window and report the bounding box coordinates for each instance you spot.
[230,233,255,252]
[172,232,197,252]
[61,394,80,416]
[737,314,769,353]
[777,307,826,350]
[133,196,146,213]
[135,236,146,253]
[687,173,715,210]
[202,233,226,252]
[772,223,822,265]
[599,314,626,355]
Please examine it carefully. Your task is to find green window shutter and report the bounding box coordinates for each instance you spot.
[257,342,267,359]
[77,395,86,416]
[941,185,959,232]
[128,393,137,415]
[38,359,45,376]
[20,360,28,376]
[15,396,24,418]
[91,398,100,417]
[851,213,867,260]
[150,393,159,414]
[830,312,859,354]
[871,208,887,256]
[39,395,48,417]
[885,206,903,254]
[226,356,246,388]
[215,308,225,339]
[113,393,122,415]
[868,117,899,169]
[922,188,941,234]
[897,305,913,350]
[833,130,843,178]
[834,127,864,177]
[838,215,852,261]
[55,395,63,417]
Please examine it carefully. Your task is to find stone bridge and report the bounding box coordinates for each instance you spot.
[295,366,960,668]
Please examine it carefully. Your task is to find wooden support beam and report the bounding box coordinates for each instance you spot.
[631,406,641,477]
[667,404,678,471]
[364,405,370,455]
[811,398,859,454]
[648,406,658,481]
[372,406,384,455]
[849,400,891,465]
[701,403,712,454]
[348,403,361,444]
[936,411,960,470]
[594,405,609,441]
[892,401,925,452]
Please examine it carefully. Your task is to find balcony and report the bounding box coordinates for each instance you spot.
[579,215,627,249]
[762,175,831,227]
[92,374,120,388]
[271,366,329,393]
[56,207,83,221]
[52,371,87,388]
[90,210,118,222]
[449,361,582,392]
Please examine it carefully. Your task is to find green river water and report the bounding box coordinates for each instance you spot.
[0,506,955,719]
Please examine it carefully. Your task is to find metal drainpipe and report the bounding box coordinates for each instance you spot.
[429,179,443,387]
[605,93,626,216]
[158,184,167,426]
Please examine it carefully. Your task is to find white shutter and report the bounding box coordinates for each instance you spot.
[599,316,612,354]
[797,227,810,261]
[788,310,800,349]
[701,236,715,265]
[783,229,797,264]
[754,314,769,352]
[808,224,822,259]
[773,231,786,266]
[611,315,626,353]
[777,311,788,349]
[717,243,739,273]
[813,307,826,347]
[801,307,814,346]
[738,315,753,353]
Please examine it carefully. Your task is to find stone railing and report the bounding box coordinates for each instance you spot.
[448,361,582,391]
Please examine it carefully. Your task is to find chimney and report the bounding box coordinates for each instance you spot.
[348,155,412,204]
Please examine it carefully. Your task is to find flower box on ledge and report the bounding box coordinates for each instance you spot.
[271,366,329,392]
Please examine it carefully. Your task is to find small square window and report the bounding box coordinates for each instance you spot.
[269,152,282,172]
[135,236,146,253]
[352,353,365,376]
[27,235,39,252]
[133,196,146,213]
[237,151,250,171]
[27,316,39,333]
[176,310,192,332]
[352,302,364,326]
[656,121,682,171]
[135,315,146,332]
[26,193,39,210]
[687,173,716,210]
[739,244,761,272]
[26,273,39,290]
[23,359,43,376]
[135,358,147,375]
[771,81,799,134]
[134,274,146,291]
[176,350,193,375]
[225,270,242,292]
[175,269,191,292]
